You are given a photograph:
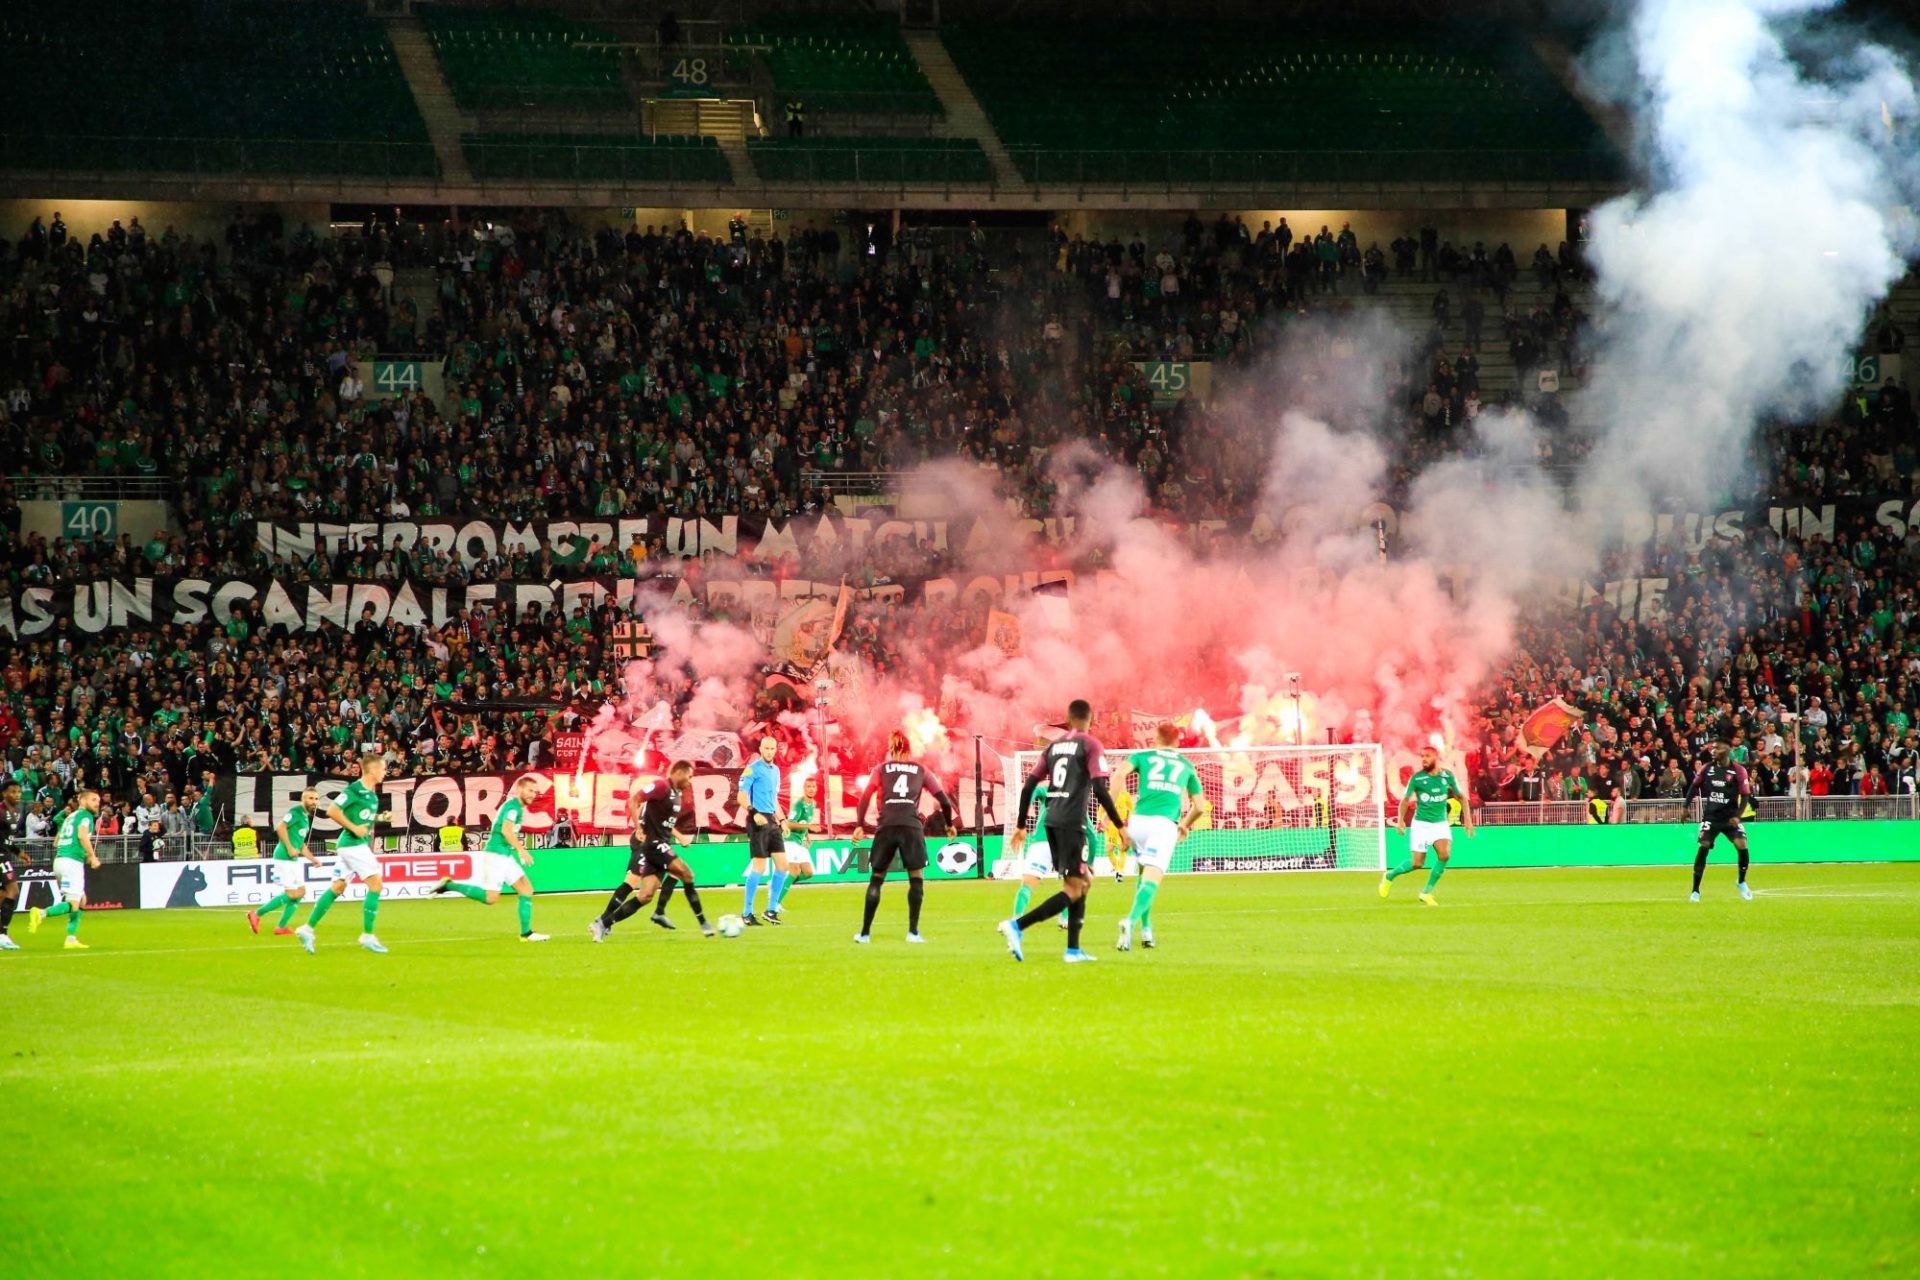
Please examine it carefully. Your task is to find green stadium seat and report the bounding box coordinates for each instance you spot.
[463,134,730,184]
[421,5,629,112]
[730,14,941,117]
[745,137,992,184]
[0,0,436,178]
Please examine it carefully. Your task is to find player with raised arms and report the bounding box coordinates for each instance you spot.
[1686,735,1755,901]
[999,700,1130,963]
[1381,744,1473,905]
[1116,722,1210,952]
[432,775,550,941]
[296,753,392,954]
[32,788,100,949]
[854,731,954,944]
[738,736,790,925]
[591,761,714,940]
[248,787,321,936]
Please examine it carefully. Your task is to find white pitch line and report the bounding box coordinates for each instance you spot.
[0,933,505,960]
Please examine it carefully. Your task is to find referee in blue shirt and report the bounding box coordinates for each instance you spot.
[739,736,790,924]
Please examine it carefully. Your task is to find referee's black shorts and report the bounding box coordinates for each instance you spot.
[748,818,784,860]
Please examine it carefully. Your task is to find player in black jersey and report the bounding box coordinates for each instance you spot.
[999,700,1130,963]
[590,762,715,940]
[0,780,23,950]
[1686,738,1755,901]
[853,731,954,944]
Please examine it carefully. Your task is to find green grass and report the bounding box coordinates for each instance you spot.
[6,865,1918,1279]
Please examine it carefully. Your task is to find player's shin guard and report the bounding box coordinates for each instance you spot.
[1385,857,1415,881]
[1066,894,1086,950]
[0,893,15,934]
[362,891,380,934]
[449,883,489,903]
[860,874,884,935]
[907,877,925,933]
[66,903,82,936]
[306,889,337,927]
[278,897,300,927]
[1737,846,1750,883]
[680,883,707,925]
[259,892,290,919]
[1692,846,1710,893]
[1012,884,1031,916]
[1015,892,1070,930]
[611,890,652,925]
[599,882,632,925]
[1424,860,1446,893]
[656,878,677,912]
[518,893,533,935]
[1128,878,1157,926]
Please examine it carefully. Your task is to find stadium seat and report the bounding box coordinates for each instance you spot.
[729,14,941,117]
[745,137,992,184]
[421,5,629,112]
[940,22,1620,185]
[0,0,436,178]
[463,134,730,184]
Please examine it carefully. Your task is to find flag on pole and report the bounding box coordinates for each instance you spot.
[1515,698,1582,759]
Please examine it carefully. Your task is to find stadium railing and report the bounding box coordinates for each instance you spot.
[16,834,210,866]
[15,476,175,501]
[1010,147,1623,188]
[1477,795,1920,826]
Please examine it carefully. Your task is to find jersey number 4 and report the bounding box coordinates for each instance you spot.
[892,774,913,798]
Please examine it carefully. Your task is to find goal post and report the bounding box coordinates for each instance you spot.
[998,743,1387,875]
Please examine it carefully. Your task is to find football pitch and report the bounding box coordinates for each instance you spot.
[6,865,1917,1279]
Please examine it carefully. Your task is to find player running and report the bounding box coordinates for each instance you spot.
[0,780,24,950]
[32,789,100,949]
[854,731,954,944]
[1116,722,1210,952]
[1686,737,1755,901]
[591,761,713,940]
[1000,700,1130,963]
[1009,738,1074,934]
[738,736,790,925]
[433,776,550,941]
[1381,744,1473,905]
[295,753,392,954]
[248,788,321,936]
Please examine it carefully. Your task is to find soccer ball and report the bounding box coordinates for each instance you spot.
[717,914,745,938]
[935,840,977,876]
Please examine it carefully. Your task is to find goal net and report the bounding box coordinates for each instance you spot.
[998,744,1386,876]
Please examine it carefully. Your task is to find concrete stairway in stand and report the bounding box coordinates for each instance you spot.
[387,19,474,185]
[901,29,1024,189]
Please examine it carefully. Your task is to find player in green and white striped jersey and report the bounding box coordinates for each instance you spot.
[432,776,548,941]
[247,789,321,936]
[1115,723,1210,952]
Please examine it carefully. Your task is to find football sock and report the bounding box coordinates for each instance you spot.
[1737,847,1750,883]
[861,873,884,934]
[907,877,924,933]
[1066,894,1086,949]
[450,883,489,903]
[1128,878,1158,926]
[1015,892,1069,930]
[1423,861,1446,893]
[1385,858,1415,881]
[611,893,649,925]
[279,897,301,927]
[743,869,762,916]
[518,893,533,935]
[44,901,72,919]
[599,882,632,924]
[656,878,677,913]
[0,893,16,933]
[1692,848,1709,893]
[680,883,707,925]
[769,869,790,911]
[259,892,290,920]
[362,890,380,934]
[1012,884,1031,916]
[66,904,82,936]
[306,888,337,927]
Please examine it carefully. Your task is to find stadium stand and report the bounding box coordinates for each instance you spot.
[421,4,628,112]
[940,23,1620,184]
[728,14,943,118]
[462,133,730,183]
[0,206,1911,815]
[0,0,435,178]
[745,137,993,184]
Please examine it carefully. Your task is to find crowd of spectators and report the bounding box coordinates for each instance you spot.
[0,207,1914,835]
